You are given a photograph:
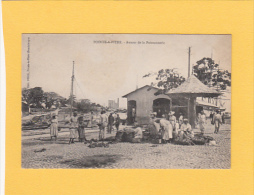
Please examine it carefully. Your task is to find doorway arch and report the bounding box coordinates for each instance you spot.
[153,98,171,118]
[127,100,136,124]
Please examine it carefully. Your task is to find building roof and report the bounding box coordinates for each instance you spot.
[166,75,222,98]
[196,100,219,108]
[122,85,159,98]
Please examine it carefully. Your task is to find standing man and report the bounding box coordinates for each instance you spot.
[115,114,121,131]
[222,112,225,124]
[108,113,114,134]
[78,113,86,142]
[213,110,222,134]
[210,111,214,124]
[99,110,108,141]
[198,110,206,135]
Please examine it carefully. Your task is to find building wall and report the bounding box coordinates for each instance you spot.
[108,99,119,109]
[126,86,171,124]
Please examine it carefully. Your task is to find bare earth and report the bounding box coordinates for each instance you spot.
[22,122,231,169]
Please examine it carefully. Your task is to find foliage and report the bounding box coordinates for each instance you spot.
[22,88,67,109]
[143,69,186,95]
[22,87,103,111]
[22,87,44,108]
[76,99,102,113]
[193,57,231,90]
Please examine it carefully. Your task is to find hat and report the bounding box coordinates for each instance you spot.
[150,112,157,116]
[169,111,175,115]
[52,113,56,116]
[183,118,188,122]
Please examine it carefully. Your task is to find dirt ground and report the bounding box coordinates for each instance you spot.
[22,121,231,169]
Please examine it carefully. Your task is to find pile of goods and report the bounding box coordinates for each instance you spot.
[85,139,110,148]
[173,133,215,146]
[115,128,135,142]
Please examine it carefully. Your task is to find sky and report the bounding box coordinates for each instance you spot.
[22,34,231,108]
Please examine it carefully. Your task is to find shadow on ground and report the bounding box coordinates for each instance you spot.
[22,138,71,146]
[60,154,122,168]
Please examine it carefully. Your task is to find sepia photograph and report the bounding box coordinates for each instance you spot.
[21,34,231,169]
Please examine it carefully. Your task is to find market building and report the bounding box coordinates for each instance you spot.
[123,75,222,127]
[122,85,172,125]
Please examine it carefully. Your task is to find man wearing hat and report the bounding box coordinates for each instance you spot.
[213,110,222,134]
[179,118,194,141]
[169,111,177,131]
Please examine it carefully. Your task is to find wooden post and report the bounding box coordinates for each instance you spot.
[189,96,196,128]
[187,97,190,121]
[188,47,191,77]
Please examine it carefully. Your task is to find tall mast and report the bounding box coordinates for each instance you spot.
[188,47,191,77]
[70,61,75,116]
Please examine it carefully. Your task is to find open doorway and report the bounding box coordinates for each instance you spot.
[153,98,170,118]
[127,100,136,124]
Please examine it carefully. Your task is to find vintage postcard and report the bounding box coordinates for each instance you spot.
[21,34,231,169]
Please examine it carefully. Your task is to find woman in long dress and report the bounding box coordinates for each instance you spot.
[160,115,173,143]
[69,112,79,144]
[50,115,58,141]
[198,111,206,135]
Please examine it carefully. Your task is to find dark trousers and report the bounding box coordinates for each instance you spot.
[115,123,119,131]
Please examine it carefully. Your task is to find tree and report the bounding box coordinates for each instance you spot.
[193,57,231,90]
[76,99,93,113]
[22,87,44,108]
[143,69,186,95]
[68,95,77,106]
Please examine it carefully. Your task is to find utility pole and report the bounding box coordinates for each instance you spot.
[70,61,75,116]
[188,47,191,77]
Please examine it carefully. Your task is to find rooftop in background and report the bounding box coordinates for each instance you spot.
[122,85,159,98]
[166,75,222,98]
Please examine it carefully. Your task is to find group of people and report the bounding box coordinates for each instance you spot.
[68,112,88,144]
[99,111,121,141]
[49,111,93,144]
[148,111,194,144]
[198,110,224,134]
[48,108,225,144]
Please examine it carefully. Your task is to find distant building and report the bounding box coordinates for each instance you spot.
[108,98,119,109]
